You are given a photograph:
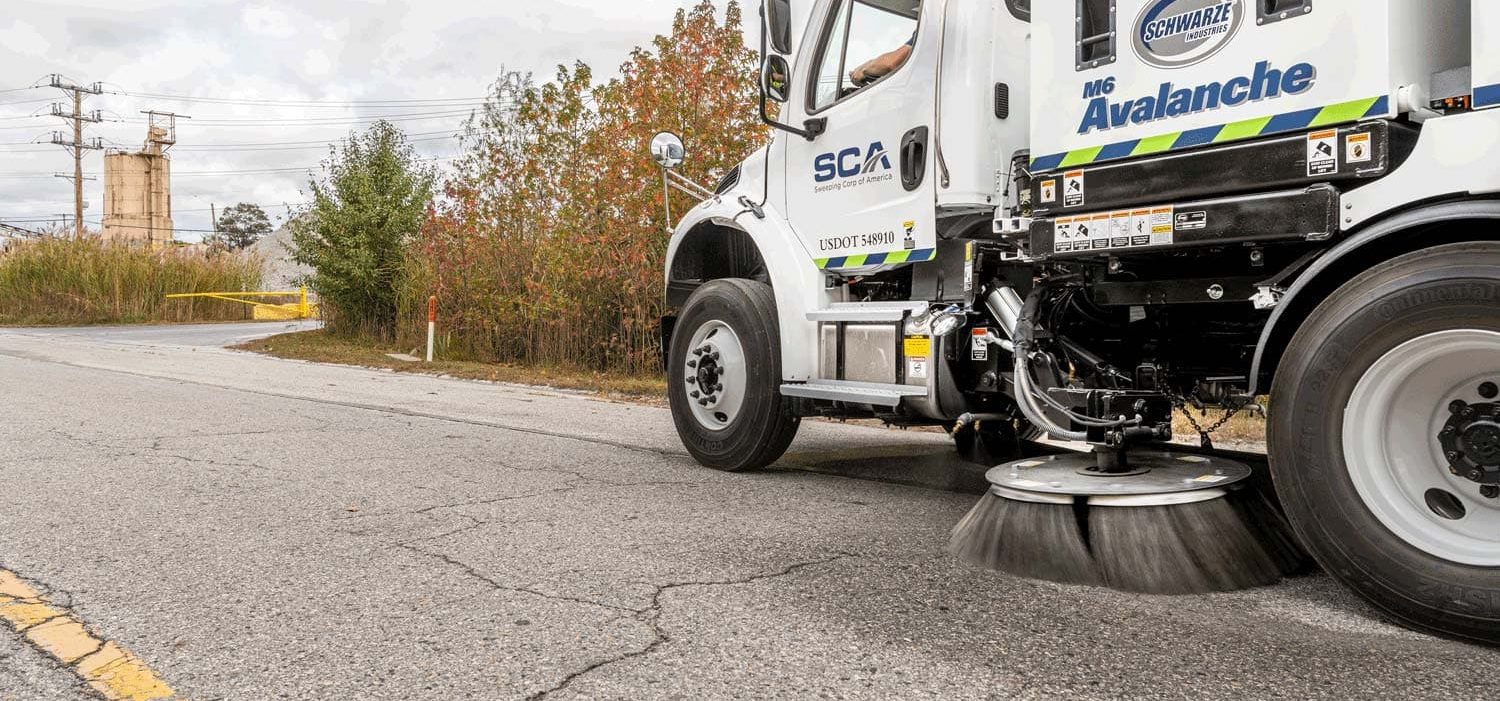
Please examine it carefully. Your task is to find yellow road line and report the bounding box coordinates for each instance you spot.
[0,568,175,701]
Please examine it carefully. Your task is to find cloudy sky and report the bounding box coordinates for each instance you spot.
[0,0,727,240]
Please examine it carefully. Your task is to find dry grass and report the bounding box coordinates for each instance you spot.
[234,329,667,401]
[0,237,263,326]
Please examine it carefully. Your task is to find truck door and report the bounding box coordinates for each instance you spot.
[783,0,938,271]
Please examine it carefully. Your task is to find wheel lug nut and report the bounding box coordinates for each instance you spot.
[1468,470,1485,482]
[711,352,720,361]
[687,377,697,385]
[687,360,697,369]
[1451,400,1469,414]
[698,398,710,406]
[715,384,724,392]
[1482,485,1500,499]
[690,391,700,399]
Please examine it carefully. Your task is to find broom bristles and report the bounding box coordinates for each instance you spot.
[1091,493,1286,594]
[1229,487,1312,577]
[949,492,1100,586]
[955,487,1304,595]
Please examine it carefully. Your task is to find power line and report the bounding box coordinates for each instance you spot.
[101,89,488,107]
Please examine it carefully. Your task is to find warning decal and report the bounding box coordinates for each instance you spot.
[1346,132,1372,164]
[1063,171,1085,208]
[1307,129,1338,176]
[1039,179,1058,204]
[971,328,990,361]
[907,357,928,380]
[903,335,931,358]
[904,335,931,381]
[1053,206,1173,254]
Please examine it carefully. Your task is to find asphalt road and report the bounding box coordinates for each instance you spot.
[1,322,1496,700]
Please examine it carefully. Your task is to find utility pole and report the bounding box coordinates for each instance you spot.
[48,75,103,239]
[210,203,218,241]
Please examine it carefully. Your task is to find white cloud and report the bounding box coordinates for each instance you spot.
[2,20,51,57]
[242,5,298,39]
[0,0,726,240]
[302,49,333,78]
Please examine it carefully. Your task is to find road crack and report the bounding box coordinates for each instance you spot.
[525,552,858,700]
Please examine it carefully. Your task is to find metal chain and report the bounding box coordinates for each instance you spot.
[1173,397,1246,449]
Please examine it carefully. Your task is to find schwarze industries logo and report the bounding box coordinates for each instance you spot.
[1133,0,1244,69]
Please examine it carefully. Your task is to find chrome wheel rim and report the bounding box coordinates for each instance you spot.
[1343,329,1500,566]
[683,320,747,431]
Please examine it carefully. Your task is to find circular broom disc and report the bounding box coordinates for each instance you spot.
[986,450,1253,502]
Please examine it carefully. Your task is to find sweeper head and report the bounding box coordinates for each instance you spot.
[950,283,1306,594]
[951,449,1304,593]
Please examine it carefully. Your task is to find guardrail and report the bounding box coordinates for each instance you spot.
[165,287,318,320]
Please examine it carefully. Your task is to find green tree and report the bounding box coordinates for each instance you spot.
[210,202,273,251]
[291,121,435,338]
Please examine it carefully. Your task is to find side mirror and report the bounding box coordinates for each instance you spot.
[650,132,686,169]
[758,0,825,141]
[767,0,792,55]
[763,55,791,103]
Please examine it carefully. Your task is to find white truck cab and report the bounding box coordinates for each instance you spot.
[656,0,1500,644]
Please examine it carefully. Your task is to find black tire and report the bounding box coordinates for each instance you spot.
[668,279,800,471]
[1269,241,1500,644]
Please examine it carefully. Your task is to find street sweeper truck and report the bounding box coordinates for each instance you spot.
[649,0,1500,643]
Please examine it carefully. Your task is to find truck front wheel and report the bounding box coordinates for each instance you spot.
[1270,241,1500,644]
[668,279,800,471]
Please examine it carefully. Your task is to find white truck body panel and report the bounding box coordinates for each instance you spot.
[781,0,939,271]
[1476,1,1500,110]
[1028,0,1467,172]
[1343,108,1500,227]
[934,0,1031,210]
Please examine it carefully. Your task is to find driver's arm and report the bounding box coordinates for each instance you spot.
[850,44,913,85]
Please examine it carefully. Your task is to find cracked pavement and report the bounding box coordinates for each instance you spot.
[1,322,1498,700]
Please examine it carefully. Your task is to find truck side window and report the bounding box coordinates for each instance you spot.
[809,0,922,113]
[1076,0,1115,71]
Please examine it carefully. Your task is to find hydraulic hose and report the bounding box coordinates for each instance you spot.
[1013,351,1088,442]
[991,283,1136,441]
[952,412,1012,434]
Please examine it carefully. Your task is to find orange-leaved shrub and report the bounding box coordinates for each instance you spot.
[399,1,765,375]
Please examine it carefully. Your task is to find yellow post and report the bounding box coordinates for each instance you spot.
[298,286,309,320]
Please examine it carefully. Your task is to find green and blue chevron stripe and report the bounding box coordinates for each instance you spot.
[1030,95,1391,173]
[1476,83,1500,108]
[816,248,935,270]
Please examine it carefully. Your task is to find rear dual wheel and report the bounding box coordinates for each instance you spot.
[1270,242,1500,644]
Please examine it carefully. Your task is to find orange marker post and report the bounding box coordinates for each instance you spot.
[426,295,437,363]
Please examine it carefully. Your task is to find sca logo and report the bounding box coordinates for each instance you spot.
[1133,0,1244,70]
[813,142,892,183]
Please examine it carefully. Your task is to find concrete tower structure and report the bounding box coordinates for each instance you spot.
[103,113,179,248]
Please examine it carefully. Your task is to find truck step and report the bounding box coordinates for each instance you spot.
[779,380,926,407]
[806,301,927,323]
